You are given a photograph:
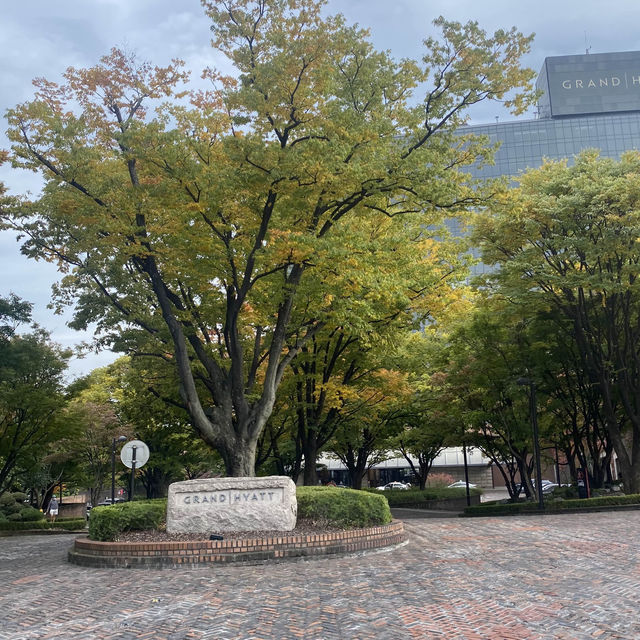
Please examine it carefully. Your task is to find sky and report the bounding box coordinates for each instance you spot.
[2,0,640,380]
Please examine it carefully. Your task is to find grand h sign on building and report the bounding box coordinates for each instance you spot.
[537,50,640,118]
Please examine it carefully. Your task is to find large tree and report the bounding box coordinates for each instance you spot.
[3,0,536,475]
[475,151,640,493]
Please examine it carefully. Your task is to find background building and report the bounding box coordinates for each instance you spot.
[463,50,640,181]
[319,448,492,488]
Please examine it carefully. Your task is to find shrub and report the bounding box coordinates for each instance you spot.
[364,486,481,507]
[88,500,166,542]
[427,473,455,488]
[551,494,640,509]
[0,493,15,507]
[296,486,392,528]
[51,518,86,530]
[20,506,45,522]
[4,502,22,515]
[0,518,86,532]
[463,492,640,516]
[551,485,579,500]
[0,492,33,520]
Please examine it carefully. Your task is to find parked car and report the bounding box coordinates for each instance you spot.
[515,480,559,496]
[447,480,477,489]
[95,497,126,507]
[539,480,559,494]
[376,482,410,491]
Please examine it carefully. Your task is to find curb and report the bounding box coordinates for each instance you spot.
[0,528,87,537]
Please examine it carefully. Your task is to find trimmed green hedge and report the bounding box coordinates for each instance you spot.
[20,506,45,521]
[0,492,46,523]
[464,493,640,517]
[87,487,393,541]
[0,518,86,531]
[0,493,16,507]
[297,486,392,527]
[89,500,166,542]
[364,487,482,507]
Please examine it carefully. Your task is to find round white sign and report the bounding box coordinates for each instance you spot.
[120,440,150,469]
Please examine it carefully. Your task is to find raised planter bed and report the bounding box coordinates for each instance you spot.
[68,520,406,568]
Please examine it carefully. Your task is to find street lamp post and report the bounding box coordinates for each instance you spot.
[111,436,127,504]
[462,443,471,507]
[517,377,544,510]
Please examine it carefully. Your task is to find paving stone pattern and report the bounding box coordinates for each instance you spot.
[2,511,640,639]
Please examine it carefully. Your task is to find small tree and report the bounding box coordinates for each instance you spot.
[0,296,70,496]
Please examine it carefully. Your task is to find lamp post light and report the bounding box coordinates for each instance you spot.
[111,436,127,504]
[517,377,544,510]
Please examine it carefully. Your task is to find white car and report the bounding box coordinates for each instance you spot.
[538,480,559,494]
[447,480,477,489]
[376,482,410,491]
[515,480,559,495]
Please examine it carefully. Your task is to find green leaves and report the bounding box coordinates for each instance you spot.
[474,151,640,492]
[4,1,538,474]
[0,296,71,494]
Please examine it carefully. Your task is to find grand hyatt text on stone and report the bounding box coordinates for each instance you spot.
[181,489,284,506]
[167,477,296,533]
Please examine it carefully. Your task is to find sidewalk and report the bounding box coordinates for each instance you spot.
[2,511,640,638]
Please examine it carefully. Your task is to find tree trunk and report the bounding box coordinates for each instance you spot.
[627,461,640,494]
[350,467,367,490]
[219,436,258,477]
[303,437,319,486]
[140,467,169,498]
[345,450,369,490]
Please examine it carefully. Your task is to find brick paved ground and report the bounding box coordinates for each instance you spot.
[2,511,640,639]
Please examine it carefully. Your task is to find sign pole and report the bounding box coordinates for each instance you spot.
[129,445,137,502]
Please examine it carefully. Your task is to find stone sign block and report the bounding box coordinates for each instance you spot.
[166,476,297,534]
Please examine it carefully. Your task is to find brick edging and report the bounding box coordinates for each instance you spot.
[67,520,406,568]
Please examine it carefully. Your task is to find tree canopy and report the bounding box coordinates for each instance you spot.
[3,0,536,475]
[0,295,70,495]
[474,151,640,493]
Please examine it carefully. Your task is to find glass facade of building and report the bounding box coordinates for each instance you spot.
[460,110,640,181]
[461,50,640,181]
[455,50,640,274]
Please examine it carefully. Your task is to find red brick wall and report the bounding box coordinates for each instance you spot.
[69,521,406,568]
